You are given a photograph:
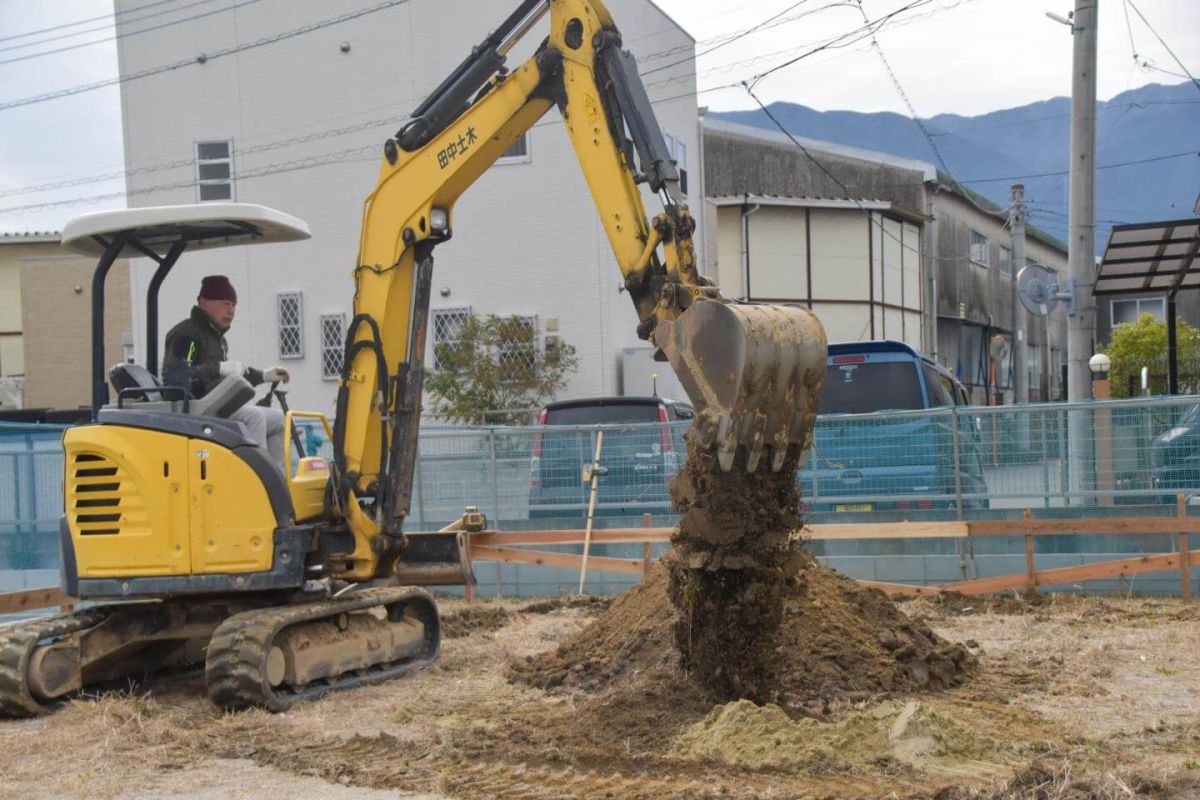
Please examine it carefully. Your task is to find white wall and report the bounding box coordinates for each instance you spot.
[115,0,699,416]
[713,203,924,350]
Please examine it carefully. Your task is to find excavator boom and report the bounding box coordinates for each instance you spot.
[334,0,827,571]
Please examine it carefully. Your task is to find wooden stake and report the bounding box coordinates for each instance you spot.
[578,430,605,595]
[464,526,475,605]
[642,513,653,575]
[1179,495,1192,601]
[1024,509,1037,593]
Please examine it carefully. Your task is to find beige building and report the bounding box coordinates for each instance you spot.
[702,118,1069,404]
[0,232,132,413]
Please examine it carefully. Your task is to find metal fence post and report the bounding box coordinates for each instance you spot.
[414,452,426,530]
[950,406,964,521]
[19,436,38,569]
[488,428,500,528]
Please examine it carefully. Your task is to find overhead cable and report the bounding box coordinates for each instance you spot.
[0,0,412,113]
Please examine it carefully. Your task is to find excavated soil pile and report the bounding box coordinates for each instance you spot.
[514,432,973,708]
[511,554,974,711]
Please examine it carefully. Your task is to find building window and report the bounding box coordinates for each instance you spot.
[195,140,234,202]
[999,245,1013,278]
[1111,297,1165,326]
[498,316,538,376]
[969,230,990,267]
[319,314,345,380]
[276,292,303,359]
[431,307,472,370]
[497,132,530,164]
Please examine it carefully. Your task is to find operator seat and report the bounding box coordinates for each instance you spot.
[108,363,255,419]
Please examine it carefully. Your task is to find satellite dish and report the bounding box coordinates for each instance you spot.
[1017,263,1075,316]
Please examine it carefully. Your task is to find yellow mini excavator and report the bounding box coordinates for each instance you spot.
[0,0,826,716]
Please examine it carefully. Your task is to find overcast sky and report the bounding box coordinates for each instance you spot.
[0,0,1196,232]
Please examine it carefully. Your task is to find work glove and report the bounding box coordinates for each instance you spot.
[263,365,291,383]
[219,360,246,378]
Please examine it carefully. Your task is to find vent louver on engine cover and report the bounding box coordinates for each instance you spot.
[71,453,124,535]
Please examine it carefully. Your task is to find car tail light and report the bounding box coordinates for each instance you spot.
[659,404,679,482]
[658,404,672,454]
[832,355,866,364]
[916,499,934,509]
[532,409,548,458]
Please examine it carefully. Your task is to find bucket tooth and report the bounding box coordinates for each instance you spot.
[653,301,827,472]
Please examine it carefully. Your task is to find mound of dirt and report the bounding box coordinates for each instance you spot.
[510,556,975,709]
[513,430,973,711]
[672,699,1000,773]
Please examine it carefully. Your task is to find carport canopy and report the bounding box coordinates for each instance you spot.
[1093,218,1200,296]
[1094,218,1200,394]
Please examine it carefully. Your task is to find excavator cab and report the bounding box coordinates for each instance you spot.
[56,202,471,598]
[58,203,321,598]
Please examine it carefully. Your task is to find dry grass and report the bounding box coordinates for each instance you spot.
[0,593,1196,799]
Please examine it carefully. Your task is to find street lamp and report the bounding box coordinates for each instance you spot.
[1088,353,1111,400]
[1088,353,1114,504]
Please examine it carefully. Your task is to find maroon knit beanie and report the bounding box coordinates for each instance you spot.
[199,275,237,304]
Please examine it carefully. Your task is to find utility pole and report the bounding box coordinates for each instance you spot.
[1010,183,1028,404]
[1065,0,1098,401]
[1053,0,1099,505]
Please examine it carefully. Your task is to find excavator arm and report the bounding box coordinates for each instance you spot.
[331,0,826,578]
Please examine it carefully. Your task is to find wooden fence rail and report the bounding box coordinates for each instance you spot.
[3,504,1196,615]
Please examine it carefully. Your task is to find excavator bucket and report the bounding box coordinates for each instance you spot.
[653,301,827,473]
[392,531,476,586]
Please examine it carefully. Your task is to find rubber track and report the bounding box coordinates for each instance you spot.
[0,608,110,718]
[205,586,439,712]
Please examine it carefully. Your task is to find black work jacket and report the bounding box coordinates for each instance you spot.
[162,306,264,398]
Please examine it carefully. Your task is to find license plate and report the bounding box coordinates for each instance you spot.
[835,503,874,512]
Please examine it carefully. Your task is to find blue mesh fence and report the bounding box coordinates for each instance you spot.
[3,397,1199,597]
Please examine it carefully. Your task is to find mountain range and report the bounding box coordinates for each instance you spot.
[709,81,1200,250]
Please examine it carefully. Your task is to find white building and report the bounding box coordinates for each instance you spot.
[113,0,699,416]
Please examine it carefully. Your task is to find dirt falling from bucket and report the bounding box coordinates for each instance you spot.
[665,432,811,702]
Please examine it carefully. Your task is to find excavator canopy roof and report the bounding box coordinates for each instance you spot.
[62,203,310,257]
[68,203,312,416]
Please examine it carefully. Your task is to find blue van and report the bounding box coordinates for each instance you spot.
[800,340,988,518]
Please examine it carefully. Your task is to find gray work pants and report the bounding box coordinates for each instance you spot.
[231,405,286,467]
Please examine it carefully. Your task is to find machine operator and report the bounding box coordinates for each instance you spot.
[162,275,290,464]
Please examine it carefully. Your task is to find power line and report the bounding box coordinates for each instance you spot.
[0,113,400,199]
[0,0,194,44]
[741,83,977,263]
[0,144,382,216]
[1125,0,1200,92]
[849,0,1006,220]
[640,0,848,78]
[2,20,849,198]
[0,0,412,113]
[855,1,948,170]
[959,150,1198,183]
[0,0,221,56]
[747,0,935,88]
[0,0,265,68]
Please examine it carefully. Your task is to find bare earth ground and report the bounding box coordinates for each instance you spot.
[0,590,1197,800]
